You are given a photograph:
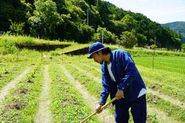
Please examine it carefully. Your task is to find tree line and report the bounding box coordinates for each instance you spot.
[0,0,183,49]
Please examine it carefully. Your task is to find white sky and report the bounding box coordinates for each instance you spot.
[104,0,185,24]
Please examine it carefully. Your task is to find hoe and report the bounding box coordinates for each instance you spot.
[80,97,117,123]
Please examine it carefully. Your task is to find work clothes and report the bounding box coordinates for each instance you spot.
[99,50,147,123]
[100,50,146,104]
[114,95,146,123]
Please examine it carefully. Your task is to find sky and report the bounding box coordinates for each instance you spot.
[104,0,185,24]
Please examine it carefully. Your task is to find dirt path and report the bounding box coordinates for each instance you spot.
[75,64,182,122]
[60,64,115,123]
[0,67,31,108]
[34,65,52,123]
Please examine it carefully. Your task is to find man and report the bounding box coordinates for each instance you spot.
[87,42,147,123]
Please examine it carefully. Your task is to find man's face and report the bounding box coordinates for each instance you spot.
[92,51,103,64]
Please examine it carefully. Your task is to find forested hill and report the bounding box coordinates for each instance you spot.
[0,0,183,49]
[162,21,185,43]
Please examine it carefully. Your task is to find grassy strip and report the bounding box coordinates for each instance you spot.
[130,50,185,57]
[0,63,15,74]
[63,63,102,100]
[135,58,185,71]
[133,57,185,74]
[0,35,66,46]
[136,65,185,89]
[147,93,185,122]
[0,64,43,122]
[136,66,185,102]
[0,62,29,91]
[106,44,185,57]
[49,63,99,123]
[143,76,185,102]
[78,63,102,78]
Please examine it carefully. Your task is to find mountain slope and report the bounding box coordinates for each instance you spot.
[162,21,185,43]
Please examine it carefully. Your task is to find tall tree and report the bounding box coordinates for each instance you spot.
[120,30,137,48]
[28,0,62,39]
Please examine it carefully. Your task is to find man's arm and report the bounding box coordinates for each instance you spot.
[117,52,138,91]
[96,65,110,113]
[99,65,110,105]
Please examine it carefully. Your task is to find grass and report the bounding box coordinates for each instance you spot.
[147,93,185,122]
[0,35,67,46]
[0,62,29,91]
[0,35,71,55]
[63,63,102,100]
[49,63,99,123]
[137,65,185,102]
[105,44,185,57]
[0,64,44,122]
[133,56,185,74]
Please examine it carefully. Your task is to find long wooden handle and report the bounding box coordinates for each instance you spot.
[80,97,117,123]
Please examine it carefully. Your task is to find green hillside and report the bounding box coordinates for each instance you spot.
[162,21,185,43]
[162,21,185,33]
[0,0,183,49]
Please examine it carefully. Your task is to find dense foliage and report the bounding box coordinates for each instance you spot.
[0,0,183,49]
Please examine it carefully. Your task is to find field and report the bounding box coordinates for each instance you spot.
[0,36,185,123]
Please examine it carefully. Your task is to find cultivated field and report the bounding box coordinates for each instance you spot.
[0,36,185,123]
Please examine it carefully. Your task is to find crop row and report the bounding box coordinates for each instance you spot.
[0,64,43,122]
[49,63,99,123]
[136,65,185,102]
[0,62,29,91]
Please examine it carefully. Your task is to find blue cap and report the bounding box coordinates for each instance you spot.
[87,42,105,58]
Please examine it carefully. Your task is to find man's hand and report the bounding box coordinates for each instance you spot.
[116,89,124,100]
[95,104,103,114]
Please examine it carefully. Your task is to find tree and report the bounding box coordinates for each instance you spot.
[121,14,137,31]
[93,26,119,44]
[120,30,137,48]
[9,20,25,35]
[181,44,185,52]
[136,33,147,47]
[28,0,62,39]
[76,24,95,43]
[109,20,125,37]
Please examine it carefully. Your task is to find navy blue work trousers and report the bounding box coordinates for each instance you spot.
[114,95,146,123]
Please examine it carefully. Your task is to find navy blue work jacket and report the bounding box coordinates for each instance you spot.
[99,50,146,104]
